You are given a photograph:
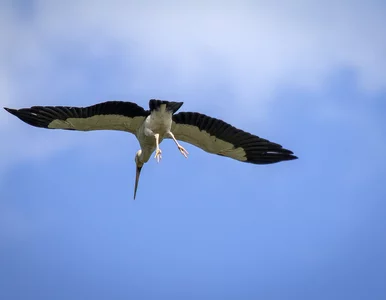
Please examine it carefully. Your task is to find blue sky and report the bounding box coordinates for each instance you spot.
[1,0,386,299]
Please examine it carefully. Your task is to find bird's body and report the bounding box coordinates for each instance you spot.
[4,99,297,199]
[135,103,175,164]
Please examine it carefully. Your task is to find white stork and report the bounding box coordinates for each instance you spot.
[4,99,297,199]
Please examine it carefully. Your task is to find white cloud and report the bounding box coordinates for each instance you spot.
[2,0,386,106]
[33,0,386,93]
[0,0,385,179]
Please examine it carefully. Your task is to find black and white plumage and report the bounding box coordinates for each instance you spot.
[4,99,297,199]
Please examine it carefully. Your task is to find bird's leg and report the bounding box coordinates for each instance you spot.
[154,133,162,163]
[167,131,189,158]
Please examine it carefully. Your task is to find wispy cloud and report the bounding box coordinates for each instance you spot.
[2,0,386,106]
[37,0,386,92]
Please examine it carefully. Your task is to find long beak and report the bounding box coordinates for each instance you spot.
[134,164,143,200]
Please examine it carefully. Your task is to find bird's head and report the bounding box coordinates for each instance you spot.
[134,150,144,200]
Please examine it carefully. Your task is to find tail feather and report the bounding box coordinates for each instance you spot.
[149,99,183,114]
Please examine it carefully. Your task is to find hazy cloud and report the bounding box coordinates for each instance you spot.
[1,0,385,107]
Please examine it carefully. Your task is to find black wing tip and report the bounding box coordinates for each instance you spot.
[284,154,298,161]
[4,106,51,128]
[4,107,25,120]
[283,149,298,160]
[271,151,299,162]
[280,146,298,159]
[4,107,16,114]
[245,147,298,164]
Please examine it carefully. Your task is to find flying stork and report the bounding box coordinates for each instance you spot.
[4,99,297,199]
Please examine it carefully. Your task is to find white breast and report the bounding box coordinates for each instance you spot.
[135,105,174,162]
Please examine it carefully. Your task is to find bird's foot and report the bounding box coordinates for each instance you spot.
[154,148,162,163]
[178,145,189,158]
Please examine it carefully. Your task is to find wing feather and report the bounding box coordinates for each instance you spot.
[4,101,149,134]
[171,112,297,164]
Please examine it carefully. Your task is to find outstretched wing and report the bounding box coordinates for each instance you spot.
[4,101,149,134]
[171,112,297,164]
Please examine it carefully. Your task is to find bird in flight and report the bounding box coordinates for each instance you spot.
[4,99,297,199]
